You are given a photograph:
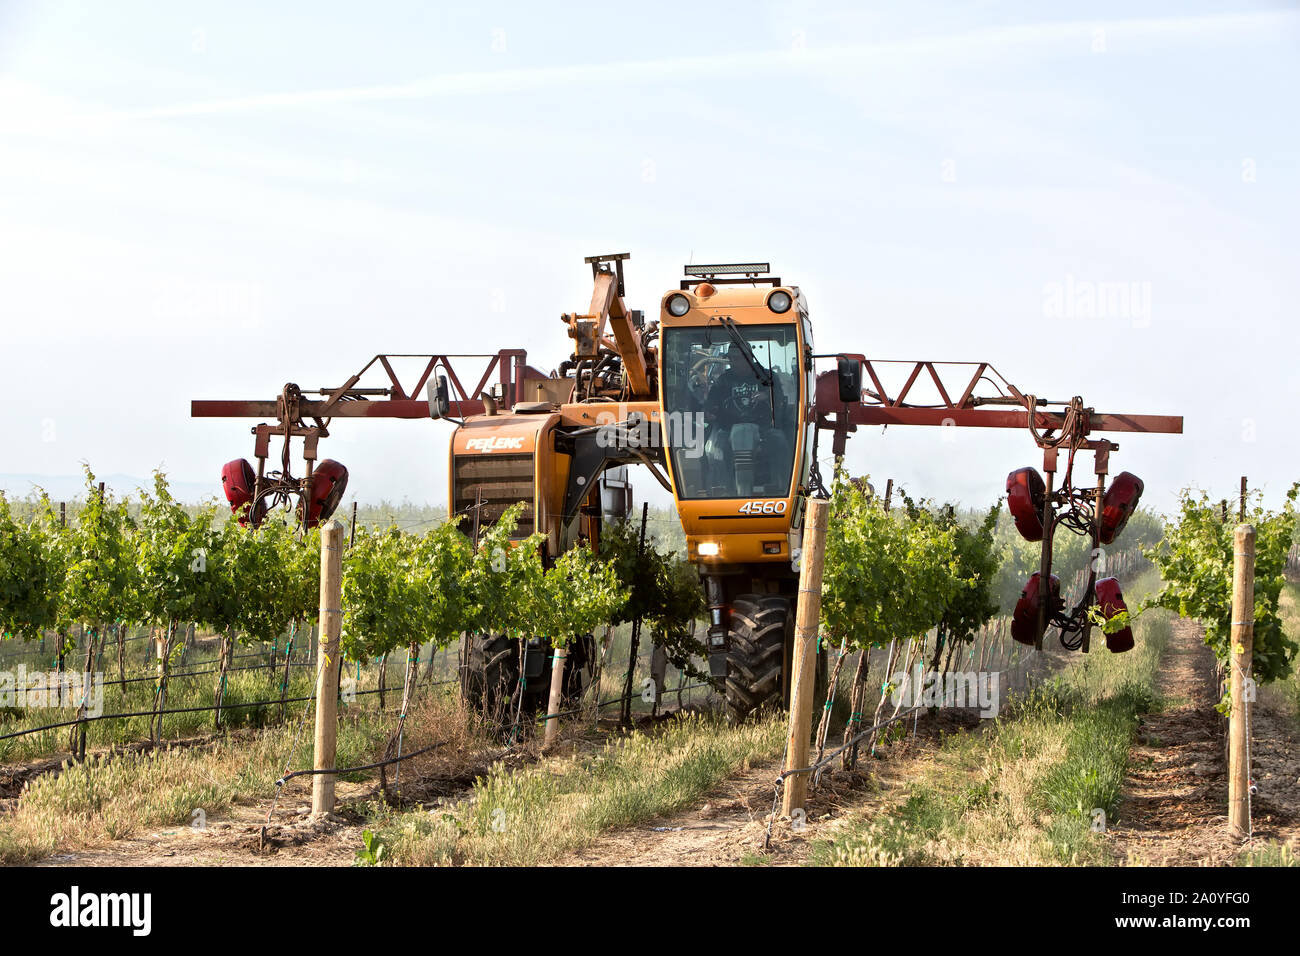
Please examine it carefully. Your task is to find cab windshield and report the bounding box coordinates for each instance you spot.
[661,322,800,500]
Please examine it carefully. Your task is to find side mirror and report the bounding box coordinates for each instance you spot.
[836,357,862,403]
[427,374,450,420]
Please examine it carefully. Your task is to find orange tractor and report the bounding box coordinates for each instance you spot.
[193,254,1182,720]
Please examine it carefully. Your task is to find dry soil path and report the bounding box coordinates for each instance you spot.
[1107,617,1300,865]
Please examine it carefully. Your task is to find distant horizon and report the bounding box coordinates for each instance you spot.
[3,466,1268,524]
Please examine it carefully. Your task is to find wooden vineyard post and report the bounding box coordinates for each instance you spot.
[1228,523,1255,841]
[313,520,345,817]
[544,643,568,751]
[781,497,829,818]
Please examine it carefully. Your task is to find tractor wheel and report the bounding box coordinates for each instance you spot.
[463,634,595,730]
[463,634,522,725]
[560,633,597,702]
[725,594,791,724]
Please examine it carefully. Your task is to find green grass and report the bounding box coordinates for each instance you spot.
[809,575,1170,867]
[0,685,473,864]
[1262,582,1300,723]
[0,726,293,861]
[374,712,785,866]
[1235,842,1299,866]
[0,623,720,865]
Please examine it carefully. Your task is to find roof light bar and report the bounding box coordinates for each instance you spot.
[684,262,770,277]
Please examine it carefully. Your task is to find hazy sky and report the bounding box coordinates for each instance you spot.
[1,1,1296,515]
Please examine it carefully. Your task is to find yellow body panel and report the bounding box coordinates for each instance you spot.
[449,412,567,555]
[555,401,661,430]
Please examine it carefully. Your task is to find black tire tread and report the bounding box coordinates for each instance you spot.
[724,594,790,724]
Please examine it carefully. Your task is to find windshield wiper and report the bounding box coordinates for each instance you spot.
[717,317,777,425]
[718,317,773,387]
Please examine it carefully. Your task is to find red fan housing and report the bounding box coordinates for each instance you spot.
[1094,577,1135,653]
[1012,572,1061,646]
[221,459,256,525]
[1006,466,1047,542]
[300,459,349,528]
[1100,471,1144,545]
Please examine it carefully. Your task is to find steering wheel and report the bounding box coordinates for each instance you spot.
[713,369,772,423]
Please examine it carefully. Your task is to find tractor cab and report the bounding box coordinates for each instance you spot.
[658,264,814,568]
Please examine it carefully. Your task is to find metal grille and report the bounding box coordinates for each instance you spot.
[453,453,535,536]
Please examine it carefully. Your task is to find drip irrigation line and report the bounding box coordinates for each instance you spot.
[269,682,466,818]
[276,740,451,786]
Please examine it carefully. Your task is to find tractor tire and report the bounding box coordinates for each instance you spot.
[463,634,595,730]
[725,594,791,724]
[561,633,597,702]
[463,634,522,725]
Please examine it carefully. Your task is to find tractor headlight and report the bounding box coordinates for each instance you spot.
[697,541,720,556]
[666,293,691,317]
[767,290,792,314]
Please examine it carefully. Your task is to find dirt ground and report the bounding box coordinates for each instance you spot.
[15,731,539,867]
[1107,617,1300,865]
[32,796,366,868]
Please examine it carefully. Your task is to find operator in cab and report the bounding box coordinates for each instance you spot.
[698,347,791,498]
